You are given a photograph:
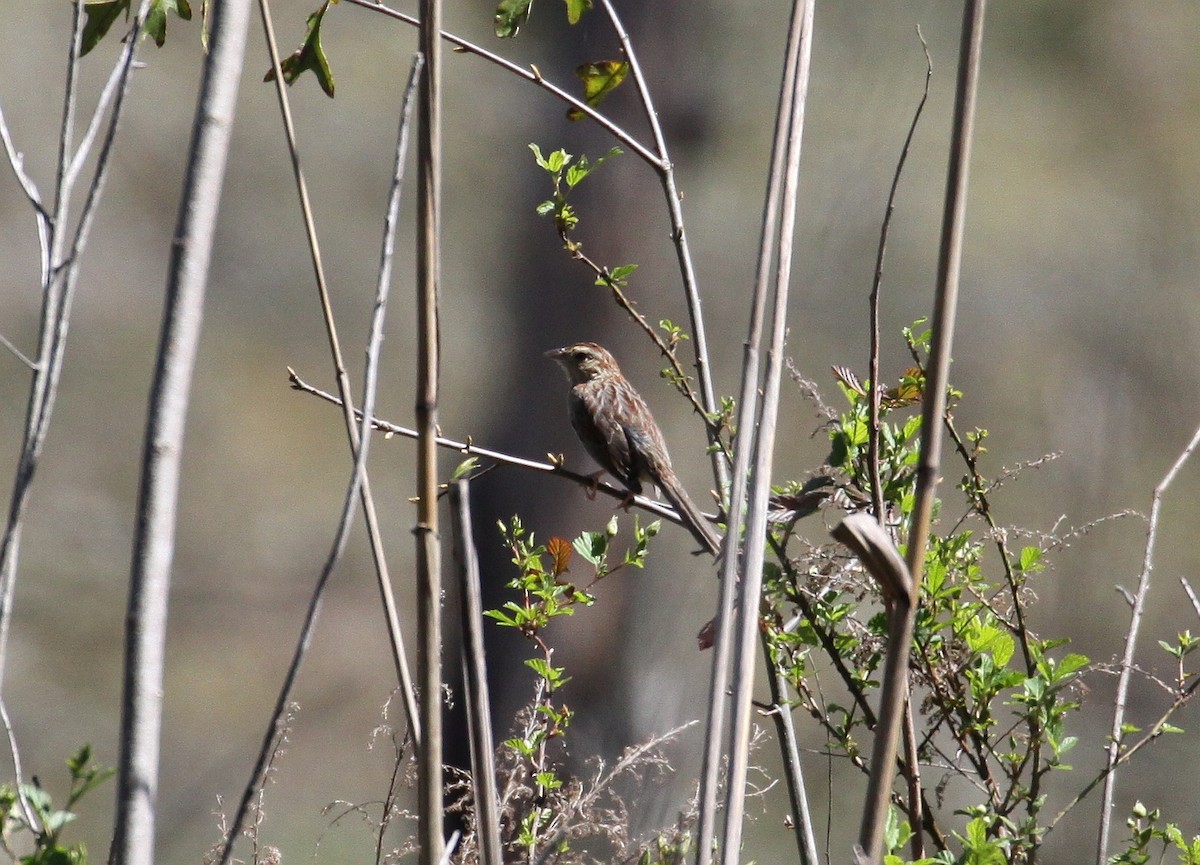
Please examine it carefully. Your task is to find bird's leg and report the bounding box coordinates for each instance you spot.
[583,470,605,500]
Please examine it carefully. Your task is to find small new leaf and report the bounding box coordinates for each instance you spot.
[563,0,592,24]
[567,61,630,121]
[451,456,479,481]
[265,0,335,98]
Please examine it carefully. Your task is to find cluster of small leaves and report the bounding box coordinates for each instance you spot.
[0,745,114,865]
[1110,802,1200,865]
[763,324,1098,863]
[531,144,626,254]
[81,0,195,55]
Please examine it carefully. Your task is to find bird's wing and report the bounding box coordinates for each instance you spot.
[570,390,640,491]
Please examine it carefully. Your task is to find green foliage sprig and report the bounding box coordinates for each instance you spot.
[479,515,694,864]
[0,745,114,865]
[1109,802,1200,865]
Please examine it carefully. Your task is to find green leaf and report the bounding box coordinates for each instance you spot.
[504,736,534,755]
[563,0,592,24]
[67,745,93,776]
[535,770,563,790]
[264,1,335,98]
[1053,652,1089,678]
[494,0,532,38]
[566,60,629,121]
[42,807,78,834]
[572,531,606,564]
[546,148,569,174]
[483,609,516,627]
[144,0,192,48]
[82,0,130,56]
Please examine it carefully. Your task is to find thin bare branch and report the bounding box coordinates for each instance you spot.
[370,52,425,758]
[1181,576,1200,621]
[867,27,932,524]
[341,0,661,168]
[761,639,820,865]
[450,481,503,865]
[1096,421,1200,865]
[0,102,50,229]
[0,0,147,696]
[0,335,35,370]
[216,14,421,865]
[288,369,722,536]
[0,698,39,837]
[719,2,814,862]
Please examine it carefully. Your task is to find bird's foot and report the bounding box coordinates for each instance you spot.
[584,471,605,500]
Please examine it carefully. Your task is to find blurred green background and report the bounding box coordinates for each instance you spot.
[2,1,1199,861]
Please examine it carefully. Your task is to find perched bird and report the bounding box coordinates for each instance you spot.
[546,342,722,557]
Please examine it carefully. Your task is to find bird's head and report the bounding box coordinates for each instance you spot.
[545,342,621,385]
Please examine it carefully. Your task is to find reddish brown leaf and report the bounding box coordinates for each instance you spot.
[547,536,573,577]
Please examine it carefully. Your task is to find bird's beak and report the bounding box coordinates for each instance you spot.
[544,347,566,360]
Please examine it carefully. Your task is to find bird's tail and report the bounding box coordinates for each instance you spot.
[660,478,723,557]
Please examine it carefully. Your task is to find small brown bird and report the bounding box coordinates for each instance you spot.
[546,342,722,556]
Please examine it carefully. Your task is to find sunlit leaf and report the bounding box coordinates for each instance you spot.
[563,0,592,24]
[566,60,629,121]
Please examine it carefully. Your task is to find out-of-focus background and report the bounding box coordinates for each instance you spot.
[2,1,1199,861]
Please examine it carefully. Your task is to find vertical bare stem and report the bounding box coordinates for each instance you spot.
[450,481,503,865]
[373,51,426,753]
[719,3,814,863]
[694,2,812,863]
[762,637,820,865]
[112,0,252,862]
[856,2,986,861]
[866,31,932,525]
[415,0,445,860]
